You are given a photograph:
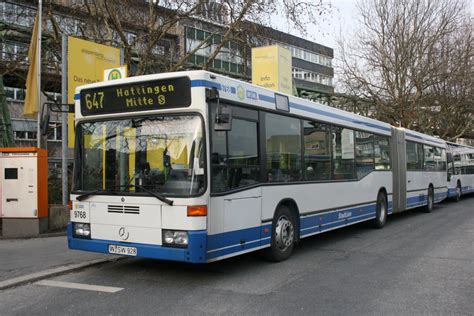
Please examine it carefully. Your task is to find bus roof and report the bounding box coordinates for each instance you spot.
[74,70,445,147]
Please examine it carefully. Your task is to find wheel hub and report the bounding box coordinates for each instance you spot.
[275,216,294,251]
[380,200,386,222]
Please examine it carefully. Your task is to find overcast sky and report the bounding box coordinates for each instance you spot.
[310,0,359,49]
[281,0,474,87]
[303,0,474,49]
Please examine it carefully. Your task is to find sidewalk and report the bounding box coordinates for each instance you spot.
[0,234,115,289]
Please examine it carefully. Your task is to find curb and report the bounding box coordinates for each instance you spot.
[0,231,67,240]
[0,257,122,291]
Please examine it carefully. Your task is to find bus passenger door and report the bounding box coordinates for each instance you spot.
[223,189,262,234]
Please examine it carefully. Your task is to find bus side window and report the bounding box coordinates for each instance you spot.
[406,141,423,170]
[374,135,391,170]
[302,120,331,181]
[355,131,374,179]
[264,113,302,182]
[210,105,260,193]
[424,145,435,171]
[332,127,355,180]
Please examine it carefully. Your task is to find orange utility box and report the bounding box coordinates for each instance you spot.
[0,147,48,236]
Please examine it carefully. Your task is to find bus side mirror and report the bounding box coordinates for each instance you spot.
[447,172,452,182]
[214,106,232,131]
[206,87,232,131]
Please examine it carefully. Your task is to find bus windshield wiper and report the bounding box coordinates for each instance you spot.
[76,185,173,206]
[120,184,174,206]
[76,189,117,201]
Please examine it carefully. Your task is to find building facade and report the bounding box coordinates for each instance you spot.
[0,0,334,156]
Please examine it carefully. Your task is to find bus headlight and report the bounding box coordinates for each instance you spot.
[162,230,188,247]
[74,223,91,239]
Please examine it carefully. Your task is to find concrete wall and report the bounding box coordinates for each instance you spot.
[49,205,69,231]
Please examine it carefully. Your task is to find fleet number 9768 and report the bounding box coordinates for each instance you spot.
[73,210,87,220]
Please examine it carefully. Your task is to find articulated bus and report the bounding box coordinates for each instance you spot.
[68,71,448,263]
[447,142,474,201]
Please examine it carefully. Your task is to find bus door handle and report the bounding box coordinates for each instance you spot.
[6,198,19,202]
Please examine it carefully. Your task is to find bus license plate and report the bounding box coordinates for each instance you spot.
[108,245,137,256]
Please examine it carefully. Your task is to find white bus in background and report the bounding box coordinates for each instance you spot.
[447,142,474,201]
[68,71,448,263]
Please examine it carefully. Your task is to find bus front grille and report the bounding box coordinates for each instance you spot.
[107,205,140,214]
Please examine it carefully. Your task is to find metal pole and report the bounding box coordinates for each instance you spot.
[61,35,68,205]
[36,0,42,148]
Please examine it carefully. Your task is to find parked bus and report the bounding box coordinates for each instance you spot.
[447,142,474,201]
[68,71,448,263]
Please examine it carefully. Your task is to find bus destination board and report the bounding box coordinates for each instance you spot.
[80,77,191,116]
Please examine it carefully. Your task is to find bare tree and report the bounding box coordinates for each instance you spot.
[339,0,473,139]
[41,0,331,75]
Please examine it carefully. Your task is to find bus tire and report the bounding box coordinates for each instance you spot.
[423,186,434,213]
[454,181,462,202]
[264,205,296,262]
[372,191,387,228]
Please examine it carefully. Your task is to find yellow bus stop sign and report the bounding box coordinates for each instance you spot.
[104,66,128,81]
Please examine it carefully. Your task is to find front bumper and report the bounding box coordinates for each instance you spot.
[67,223,207,263]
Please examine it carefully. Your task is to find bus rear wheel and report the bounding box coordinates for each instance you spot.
[454,182,462,202]
[423,186,434,213]
[372,191,387,228]
[264,206,296,262]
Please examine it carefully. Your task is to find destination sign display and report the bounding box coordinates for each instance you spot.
[80,77,191,116]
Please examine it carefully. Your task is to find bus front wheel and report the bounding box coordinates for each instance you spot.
[372,191,387,228]
[423,186,434,213]
[264,206,296,262]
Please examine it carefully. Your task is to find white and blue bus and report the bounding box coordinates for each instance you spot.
[68,71,448,263]
[447,142,474,201]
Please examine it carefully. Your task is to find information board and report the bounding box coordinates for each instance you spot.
[80,77,191,116]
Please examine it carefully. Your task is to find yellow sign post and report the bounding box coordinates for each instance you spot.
[67,37,121,147]
[251,45,293,95]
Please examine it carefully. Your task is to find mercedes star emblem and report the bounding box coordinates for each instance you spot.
[118,227,129,240]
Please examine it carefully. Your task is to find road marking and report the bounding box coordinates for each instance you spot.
[35,280,123,293]
[0,258,118,291]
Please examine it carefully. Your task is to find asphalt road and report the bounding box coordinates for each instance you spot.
[1,196,473,315]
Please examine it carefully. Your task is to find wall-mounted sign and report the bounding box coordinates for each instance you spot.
[252,45,293,95]
[68,37,121,147]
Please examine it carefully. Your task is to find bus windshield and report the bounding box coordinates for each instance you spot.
[73,114,205,197]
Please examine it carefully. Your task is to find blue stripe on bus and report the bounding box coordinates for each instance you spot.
[190,80,236,94]
[206,188,452,261]
[67,223,207,263]
[258,94,274,103]
[405,192,447,209]
[189,80,392,133]
[207,204,380,260]
[449,186,474,197]
[290,102,391,132]
[405,132,445,146]
[75,80,391,133]
[206,225,271,259]
[300,203,377,237]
